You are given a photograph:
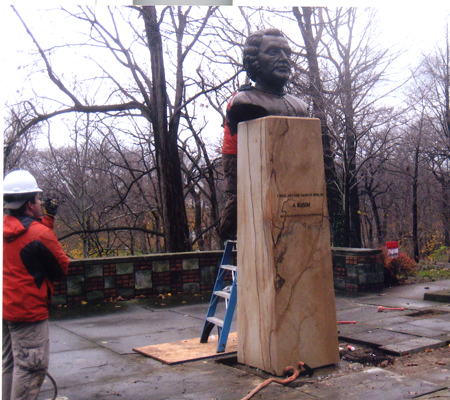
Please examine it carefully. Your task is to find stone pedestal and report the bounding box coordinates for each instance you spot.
[237,116,340,375]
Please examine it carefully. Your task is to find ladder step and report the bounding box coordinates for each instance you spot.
[200,239,237,352]
[206,317,223,327]
[221,264,237,272]
[214,290,230,300]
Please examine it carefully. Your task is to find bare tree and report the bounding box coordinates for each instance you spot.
[11,5,223,252]
[292,6,345,246]
[4,102,40,171]
[318,8,398,247]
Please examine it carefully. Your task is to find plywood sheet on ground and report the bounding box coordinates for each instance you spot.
[133,332,237,365]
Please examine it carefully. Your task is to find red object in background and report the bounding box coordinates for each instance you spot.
[386,241,399,258]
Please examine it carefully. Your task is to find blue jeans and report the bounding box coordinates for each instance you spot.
[2,319,49,400]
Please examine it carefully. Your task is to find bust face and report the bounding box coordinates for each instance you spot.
[255,35,292,89]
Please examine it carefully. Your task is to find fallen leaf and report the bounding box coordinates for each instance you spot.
[404,363,419,366]
[436,362,447,365]
[425,348,434,353]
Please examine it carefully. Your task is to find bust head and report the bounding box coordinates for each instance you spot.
[243,28,292,92]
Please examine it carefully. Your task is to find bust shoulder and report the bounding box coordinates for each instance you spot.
[283,94,309,117]
[230,89,263,108]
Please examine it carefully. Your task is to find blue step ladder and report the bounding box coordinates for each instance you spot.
[200,240,237,352]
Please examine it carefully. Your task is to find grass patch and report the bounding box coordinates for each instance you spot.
[416,269,450,280]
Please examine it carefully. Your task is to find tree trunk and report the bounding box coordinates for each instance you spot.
[412,144,420,262]
[293,6,345,247]
[142,6,191,252]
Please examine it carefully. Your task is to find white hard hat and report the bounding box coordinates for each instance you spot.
[3,170,43,196]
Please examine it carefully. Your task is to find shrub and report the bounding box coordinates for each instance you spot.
[383,250,417,286]
[429,246,449,262]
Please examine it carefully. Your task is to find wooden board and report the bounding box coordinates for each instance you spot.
[133,332,237,365]
[237,117,340,375]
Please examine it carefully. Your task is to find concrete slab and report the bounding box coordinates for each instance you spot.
[39,357,315,400]
[56,310,204,342]
[337,306,382,322]
[431,311,450,321]
[408,318,450,331]
[338,323,374,336]
[386,323,449,338]
[42,347,162,391]
[402,366,450,387]
[90,326,209,355]
[360,297,441,309]
[380,337,447,355]
[357,315,416,328]
[335,299,372,310]
[295,367,446,399]
[424,290,450,303]
[166,303,213,319]
[36,279,450,400]
[414,389,450,399]
[49,325,97,353]
[340,328,419,347]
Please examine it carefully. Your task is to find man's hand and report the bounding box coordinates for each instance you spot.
[44,198,59,218]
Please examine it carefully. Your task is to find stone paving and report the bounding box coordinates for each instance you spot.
[37,280,450,400]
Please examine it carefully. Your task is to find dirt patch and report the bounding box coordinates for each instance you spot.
[385,344,450,375]
[339,343,395,368]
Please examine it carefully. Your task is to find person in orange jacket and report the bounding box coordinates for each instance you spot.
[2,170,70,400]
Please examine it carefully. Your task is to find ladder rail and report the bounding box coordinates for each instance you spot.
[200,240,237,352]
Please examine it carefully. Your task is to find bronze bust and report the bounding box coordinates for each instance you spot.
[219,28,309,242]
[227,28,309,135]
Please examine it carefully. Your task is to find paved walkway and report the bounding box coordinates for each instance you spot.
[38,280,450,400]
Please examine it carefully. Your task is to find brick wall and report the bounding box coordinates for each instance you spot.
[332,248,384,294]
[52,248,383,306]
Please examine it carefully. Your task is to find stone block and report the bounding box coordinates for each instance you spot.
[153,260,170,272]
[237,117,340,375]
[116,262,134,275]
[67,275,84,296]
[182,258,199,270]
[200,265,218,286]
[104,276,116,289]
[85,265,103,278]
[135,270,152,290]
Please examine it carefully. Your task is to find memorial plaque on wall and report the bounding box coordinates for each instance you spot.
[237,116,340,375]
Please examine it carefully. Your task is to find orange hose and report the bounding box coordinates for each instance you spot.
[240,362,305,400]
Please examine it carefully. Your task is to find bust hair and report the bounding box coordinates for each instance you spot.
[243,28,286,82]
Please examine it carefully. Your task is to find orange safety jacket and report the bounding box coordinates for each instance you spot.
[222,94,237,155]
[3,214,70,322]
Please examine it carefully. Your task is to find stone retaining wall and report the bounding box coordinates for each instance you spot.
[332,247,384,293]
[52,248,383,305]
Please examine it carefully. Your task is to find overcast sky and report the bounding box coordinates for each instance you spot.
[1,3,449,152]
